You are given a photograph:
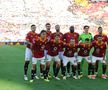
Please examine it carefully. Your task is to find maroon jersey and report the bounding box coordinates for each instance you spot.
[26,31,38,49]
[63,32,79,44]
[32,37,48,58]
[51,32,63,40]
[78,43,92,57]
[63,43,78,57]
[47,40,63,56]
[94,34,107,43]
[92,41,106,57]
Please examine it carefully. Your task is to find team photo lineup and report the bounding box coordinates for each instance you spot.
[24,23,108,83]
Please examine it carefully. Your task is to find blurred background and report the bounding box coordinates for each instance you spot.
[0,0,108,42]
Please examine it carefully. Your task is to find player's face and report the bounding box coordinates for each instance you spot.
[97,37,102,42]
[55,25,60,32]
[84,27,89,33]
[31,26,36,32]
[85,41,90,46]
[70,39,75,45]
[98,28,103,34]
[41,32,46,39]
[46,25,51,31]
[55,36,60,41]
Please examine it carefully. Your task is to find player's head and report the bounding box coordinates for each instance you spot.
[55,25,60,32]
[85,38,90,45]
[31,24,36,32]
[45,23,51,31]
[55,34,60,41]
[70,38,75,45]
[98,27,103,34]
[83,25,89,33]
[97,36,102,43]
[69,26,74,33]
[40,30,47,39]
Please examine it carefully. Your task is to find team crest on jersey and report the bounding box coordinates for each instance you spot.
[54,47,57,51]
[68,51,72,54]
[84,50,88,55]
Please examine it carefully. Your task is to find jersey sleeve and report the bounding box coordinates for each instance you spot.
[26,33,30,41]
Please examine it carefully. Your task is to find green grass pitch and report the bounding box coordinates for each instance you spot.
[0,45,108,90]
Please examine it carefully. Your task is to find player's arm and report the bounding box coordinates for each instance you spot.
[62,41,67,51]
[74,45,78,57]
[78,34,82,44]
[89,33,93,41]
[25,34,32,46]
[103,44,107,60]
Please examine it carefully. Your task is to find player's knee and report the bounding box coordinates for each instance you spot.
[46,61,50,67]
[24,61,30,67]
[32,64,36,70]
[57,61,60,67]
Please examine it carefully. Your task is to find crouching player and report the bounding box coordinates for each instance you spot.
[77,38,92,79]
[91,36,107,79]
[44,35,62,82]
[62,38,78,80]
[30,30,47,82]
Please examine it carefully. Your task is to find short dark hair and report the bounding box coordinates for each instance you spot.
[45,23,51,26]
[40,30,46,34]
[84,25,89,29]
[98,26,102,29]
[69,26,74,30]
[31,24,36,27]
[85,38,90,41]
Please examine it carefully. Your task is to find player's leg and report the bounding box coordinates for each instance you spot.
[44,50,51,78]
[91,56,97,79]
[101,59,107,79]
[30,57,38,82]
[86,57,92,79]
[71,57,77,79]
[59,52,64,76]
[24,48,32,80]
[88,62,92,79]
[95,60,99,75]
[40,57,45,79]
[40,64,45,79]
[53,56,61,80]
[77,56,83,79]
[67,62,71,77]
[62,56,68,80]
[43,55,52,82]
[61,60,64,76]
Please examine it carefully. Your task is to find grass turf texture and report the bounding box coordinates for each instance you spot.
[0,45,108,90]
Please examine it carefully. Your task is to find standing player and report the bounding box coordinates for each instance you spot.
[62,38,78,80]
[46,23,52,40]
[91,36,107,79]
[63,26,79,77]
[44,23,52,60]
[24,25,38,80]
[51,25,64,76]
[93,27,107,75]
[78,25,93,76]
[30,30,47,82]
[77,38,92,79]
[78,25,93,43]
[44,23,52,78]
[44,35,62,82]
